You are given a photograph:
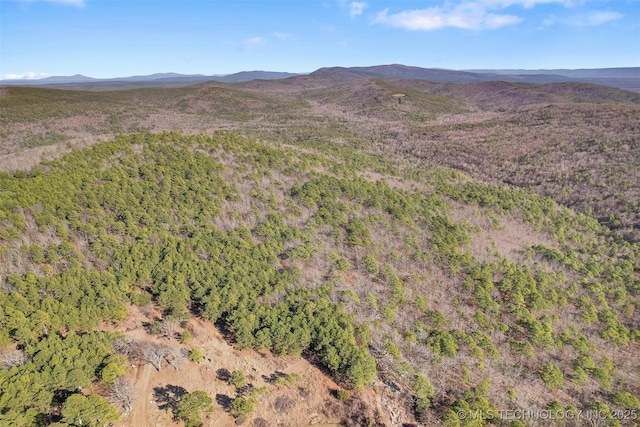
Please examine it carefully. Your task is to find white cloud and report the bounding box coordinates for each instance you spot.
[544,10,624,26]
[374,4,521,31]
[374,8,443,31]
[1,72,48,80]
[241,36,266,51]
[484,13,523,28]
[273,32,293,40]
[372,0,573,31]
[349,2,368,19]
[18,0,85,6]
[476,0,574,8]
[584,11,623,25]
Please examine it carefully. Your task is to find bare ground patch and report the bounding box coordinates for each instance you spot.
[114,311,393,427]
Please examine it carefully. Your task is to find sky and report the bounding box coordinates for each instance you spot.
[1,0,639,79]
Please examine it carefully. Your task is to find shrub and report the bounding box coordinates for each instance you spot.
[355,324,372,347]
[540,364,564,389]
[412,374,435,401]
[425,309,447,327]
[286,246,311,261]
[381,304,397,322]
[611,391,640,409]
[229,370,246,388]
[575,354,596,370]
[589,402,619,426]
[365,293,378,309]
[591,367,612,389]
[415,295,428,312]
[175,391,213,427]
[510,340,535,358]
[335,257,351,271]
[180,330,193,344]
[285,373,302,385]
[61,394,120,427]
[346,218,371,247]
[100,362,126,386]
[230,396,255,419]
[385,342,400,359]
[426,329,459,358]
[441,410,461,427]
[336,389,350,401]
[189,348,203,363]
[361,255,379,275]
[547,401,564,423]
[571,367,588,385]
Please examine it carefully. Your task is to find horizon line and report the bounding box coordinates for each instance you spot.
[3,64,639,81]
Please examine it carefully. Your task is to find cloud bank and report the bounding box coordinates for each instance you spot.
[373,0,574,31]
[544,10,624,27]
[241,36,266,51]
[1,72,48,80]
[19,0,85,6]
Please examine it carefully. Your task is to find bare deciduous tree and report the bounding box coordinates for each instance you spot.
[0,349,28,369]
[107,378,133,413]
[165,346,187,371]
[113,338,133,357]
[159,318,179,340]
[125,340,184,372]
[274,395,295,414]
[139,342,168,372]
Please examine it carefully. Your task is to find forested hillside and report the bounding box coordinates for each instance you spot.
[2,76,639,242]
[0,131,638,426]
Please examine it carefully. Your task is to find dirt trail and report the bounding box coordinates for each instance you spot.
[127,364,153,427]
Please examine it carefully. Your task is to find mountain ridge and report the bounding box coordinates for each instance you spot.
[3,64,639,91]
[0,70,299,86]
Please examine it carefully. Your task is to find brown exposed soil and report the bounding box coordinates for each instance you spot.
[113,307,395,427]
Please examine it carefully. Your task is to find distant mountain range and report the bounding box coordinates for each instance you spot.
[0,71,299,89]
[2,65,639,91]
[310,65,640,91]
[466,67,640,78]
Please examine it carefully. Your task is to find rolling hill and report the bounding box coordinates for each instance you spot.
[1,67,639,427]
[2,69,639,240]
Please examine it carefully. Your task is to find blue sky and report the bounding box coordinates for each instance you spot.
[1,0,638,79]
